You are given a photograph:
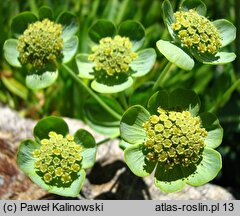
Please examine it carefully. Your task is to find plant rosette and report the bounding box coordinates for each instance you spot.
[157,0,236,70]
[3,6,79,90]
[76,19,156,94]
[120,88,223,192]
[17,116,96,197]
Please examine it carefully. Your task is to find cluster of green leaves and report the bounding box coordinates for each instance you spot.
[17,116,97,197]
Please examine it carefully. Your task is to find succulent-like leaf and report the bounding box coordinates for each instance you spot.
[154,177,186,193]
[147,90,169,115]
[192,49,236,65]
[17,139,41,174]
[57,12,79,42]
[62,36,79,63]
[33,116,69,141]
[169,88,201,116]
[130,48,156,77]
[120,105,150,144]
[156,40,194,70]
[213,19,236,48]
[75,53,95,79]
[3,39,21,67]
[118,20,145,51]
[38,6,53,20]
[91,77,133,93]
[187,148,222,186]
[199,112,223,149]
[162,0,175,38]
[180,0,207,16]
[88,19,116,44]
[74,129,97,169]
[26,70,58,90]
[124,144,156,177]
[11,12,38,38]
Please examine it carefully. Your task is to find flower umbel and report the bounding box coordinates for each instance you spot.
[158,0,236,69]
[171,9,222,54]
[17,19,63,68]
[120,89,223,192]
[88,35,137,76]
[33,131,82,185]
[76,20,156,93]
[142,108,207,170]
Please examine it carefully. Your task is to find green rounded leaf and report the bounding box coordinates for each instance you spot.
[213,19,236,47]
[192,49,236,64]
[85,118,120,136]
[209,52,236,65]
[75,53,95,79]
[120,105,150,144]
[91,77,133,94]
[88,20,116,44]
[118,20,145,51]
[130,48,156,77]
[169,88,201,116]
[33,116,69,141]
[199,112,223,149]
[29,168,86,197]
[84,96,122,127]
[57,12,79,42]
[162,0,175,38]
[124,144,156,177]
[154,178,186,193]
[74,129,96,169]
[147,90,169,114]
[1,76,28,100]
[180,0,207,16]
[11,12,38,38]
[38,6,53,20]
[3,39,21,67]
[154,162,196,182]
[26,70,58,90]
[62,36,79,63]
[17,139,40,174]
[156,40,194,70]
[187,148,222,186]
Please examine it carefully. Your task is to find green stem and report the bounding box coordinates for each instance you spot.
[116,0,131,24]
[152,61,173,91]
[96,132,120,146]
[234,0,240,75]
[119,92,128,110]
[210,79,240,113]
[28,0,38,14]
[61,64,122,120]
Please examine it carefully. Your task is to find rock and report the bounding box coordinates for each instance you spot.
[0,104,235,200]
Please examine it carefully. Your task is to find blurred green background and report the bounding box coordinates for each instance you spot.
[0,0,239,197]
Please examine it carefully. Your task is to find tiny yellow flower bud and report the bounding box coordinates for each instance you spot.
[66,134,74,141]
[44,173,52,183]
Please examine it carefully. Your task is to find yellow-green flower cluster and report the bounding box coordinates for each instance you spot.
[171,9,222,54]
[17,19,63,68]
[88,35,137,76]
[33,131,82,185]
[142,108,207,170]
